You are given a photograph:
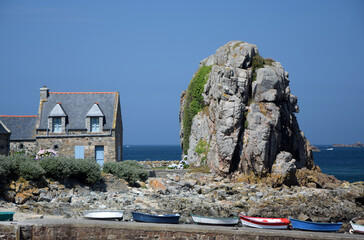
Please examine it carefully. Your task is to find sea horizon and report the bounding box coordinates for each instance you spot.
[122,144,364,183]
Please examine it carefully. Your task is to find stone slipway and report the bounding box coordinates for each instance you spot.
[1,219,364,240]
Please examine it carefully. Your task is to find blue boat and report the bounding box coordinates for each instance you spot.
[131,211,180,224]
[0,212,14,221]
[289,217,342,232]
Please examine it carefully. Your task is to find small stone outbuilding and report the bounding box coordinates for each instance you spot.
[0,87,123,165]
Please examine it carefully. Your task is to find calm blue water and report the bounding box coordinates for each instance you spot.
[123,145,182,161]
[123,145,364,183]
[313,145,364,183]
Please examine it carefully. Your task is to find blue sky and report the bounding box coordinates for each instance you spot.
[0,0,363,145]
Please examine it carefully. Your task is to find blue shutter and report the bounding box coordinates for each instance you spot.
[95,146,104,166]
[75,146,84,159]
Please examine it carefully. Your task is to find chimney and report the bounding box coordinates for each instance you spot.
[40,86,49,100]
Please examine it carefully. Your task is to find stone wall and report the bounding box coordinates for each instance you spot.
[36,130,117,163]
[0,134,10,156]
[140,160,179,168]
[9,141,37,155]
[0,220,359,240]
[0,222,17,240]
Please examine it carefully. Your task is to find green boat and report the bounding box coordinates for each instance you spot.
[0,212,14,221]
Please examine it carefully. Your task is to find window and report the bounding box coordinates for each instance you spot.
[91,117,100,132]
[53,117,62,133]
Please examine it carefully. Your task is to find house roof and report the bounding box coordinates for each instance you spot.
[0,120,11,134]
[0,116,37,140]
[38,92,118,130]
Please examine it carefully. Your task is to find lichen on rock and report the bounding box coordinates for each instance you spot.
[179,41,316,184]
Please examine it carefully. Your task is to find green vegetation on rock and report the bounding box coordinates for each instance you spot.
[244,111,249,130]
[182,65,212,154]
[195,139,209,165]
[251,53,275,82]
[103,160,148,186]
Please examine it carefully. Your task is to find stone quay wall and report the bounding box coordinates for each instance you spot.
[1,219,363,240]
[140,160,179,169]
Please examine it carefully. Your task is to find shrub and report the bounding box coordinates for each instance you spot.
[0,156,11,179]
[168,159,189,169]
[39,157,101,185]
[39,157,72,180]
[70,158,101,185]
[102,162,120,175]
[103,160,148,186]
[0,155,45,181]
[182,65,212,154]
[18,160,45,180]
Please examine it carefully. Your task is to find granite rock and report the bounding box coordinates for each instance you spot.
[179,41,315,179]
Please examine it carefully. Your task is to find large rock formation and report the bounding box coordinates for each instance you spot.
[180,41,315,178]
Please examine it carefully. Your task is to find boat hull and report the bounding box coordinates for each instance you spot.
[0,212,14,221]
[239,214,289,229]
[350,221,364,234]
[290,217,342,232]
[83,210,123,221]
[191,214,239,225]
[132,212,180,224]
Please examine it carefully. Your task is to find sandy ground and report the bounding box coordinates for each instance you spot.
[0,206,64,221]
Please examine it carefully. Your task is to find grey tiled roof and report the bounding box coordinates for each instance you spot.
[0,120,10,134]
[0,116,37,140]
[38,92,118,130]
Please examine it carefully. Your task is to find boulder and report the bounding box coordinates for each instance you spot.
[179,40,315,177]
[271,151,296,176]
[149,179,167,193]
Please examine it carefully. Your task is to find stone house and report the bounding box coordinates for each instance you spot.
[0,87,123,165]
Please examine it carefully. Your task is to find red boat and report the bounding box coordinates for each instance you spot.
[239,214,290,229]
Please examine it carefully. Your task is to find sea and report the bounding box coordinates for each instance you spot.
[123,145,364,183]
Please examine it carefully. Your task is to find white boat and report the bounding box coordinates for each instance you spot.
[326,148,334,151]
[239,214,290,229]
[350,221,364,234]
[83,210,123,221]
[191,214,239,225]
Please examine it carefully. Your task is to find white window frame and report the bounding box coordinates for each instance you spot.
[52,117,62,133]
[91,117,100,132]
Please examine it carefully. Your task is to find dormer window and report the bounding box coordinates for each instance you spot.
[86,103,104,133]
[48,103,67,133]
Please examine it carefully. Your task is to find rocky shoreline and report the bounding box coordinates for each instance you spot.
[1,168,363,233]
